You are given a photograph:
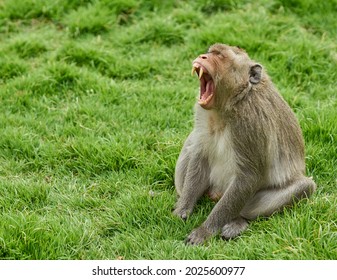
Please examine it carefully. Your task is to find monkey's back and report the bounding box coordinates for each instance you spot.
[229,78,306,187]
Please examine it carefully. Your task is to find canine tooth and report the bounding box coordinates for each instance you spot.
[198,67,203,79]
[191,67,196,76]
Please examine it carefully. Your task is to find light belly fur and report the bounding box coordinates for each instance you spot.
[202,127,237,200]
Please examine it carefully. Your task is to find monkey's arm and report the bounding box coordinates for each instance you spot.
[173,151,210,220]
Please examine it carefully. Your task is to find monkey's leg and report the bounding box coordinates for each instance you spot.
[173,154,210,220]
[186,174,255,245]
[240,176,316,220]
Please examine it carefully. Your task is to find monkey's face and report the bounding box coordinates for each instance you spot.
[192,44,254,110]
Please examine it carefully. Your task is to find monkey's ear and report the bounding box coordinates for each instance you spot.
[249,64,262,84]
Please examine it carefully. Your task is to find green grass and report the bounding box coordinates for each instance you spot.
[0,0,336,260]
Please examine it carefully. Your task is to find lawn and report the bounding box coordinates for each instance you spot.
[0,0,336,259]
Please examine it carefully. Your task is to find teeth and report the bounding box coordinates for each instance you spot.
[198,67,203,79]
[198,93,214,105]
[191,67,196,76]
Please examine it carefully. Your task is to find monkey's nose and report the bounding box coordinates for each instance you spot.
[199,54,208,59]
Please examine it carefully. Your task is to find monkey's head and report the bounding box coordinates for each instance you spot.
[192,43,262,110]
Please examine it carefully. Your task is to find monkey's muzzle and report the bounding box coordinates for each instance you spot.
[191,63,215,109]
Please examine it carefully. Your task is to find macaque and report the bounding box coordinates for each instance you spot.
[173,43,316,245]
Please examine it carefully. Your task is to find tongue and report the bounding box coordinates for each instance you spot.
[206,80,214,94]
[202,80,214,100]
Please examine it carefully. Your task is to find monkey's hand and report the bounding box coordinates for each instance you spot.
[172,206,192,220]
[185,225,213,245]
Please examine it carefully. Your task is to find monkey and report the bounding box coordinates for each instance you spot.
[173,43,316,245]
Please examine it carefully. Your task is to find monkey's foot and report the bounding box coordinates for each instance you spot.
[185,226,212,245]
[221,217,248,240]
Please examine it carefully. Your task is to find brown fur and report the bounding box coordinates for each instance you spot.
[173,44,316,245]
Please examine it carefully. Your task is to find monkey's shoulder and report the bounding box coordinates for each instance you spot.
[230,87,297,128]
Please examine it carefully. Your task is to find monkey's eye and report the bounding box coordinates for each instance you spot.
[216,52,226,59]
[208,50,224,58]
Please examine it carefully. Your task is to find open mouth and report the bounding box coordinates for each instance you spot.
[191,63,215,107]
